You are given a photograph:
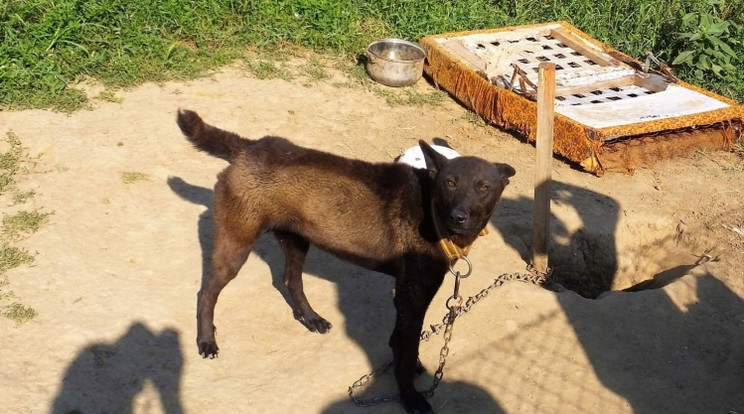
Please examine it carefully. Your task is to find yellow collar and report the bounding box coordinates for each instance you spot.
[430,200,488,261]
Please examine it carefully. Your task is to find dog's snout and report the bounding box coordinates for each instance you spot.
[450,209,468,225]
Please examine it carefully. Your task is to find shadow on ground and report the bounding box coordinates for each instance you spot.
[491,179,744,413]
[51,322,184,414]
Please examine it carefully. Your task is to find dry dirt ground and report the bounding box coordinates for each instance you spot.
[1,61,743,414]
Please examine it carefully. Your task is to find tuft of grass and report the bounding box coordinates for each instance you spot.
[12,190,36,205]
[0,132,24,194]
[97,89,123,103]
[460,111,487,127]
[242,58,294,81]
[722,141,744,172]
[120,171,150,184]
[2,210,53,241]
[693,148,710,161]
[300,56,333,83]
[0,245,34,273]
[2,302,38,323]
[374,87,447,108]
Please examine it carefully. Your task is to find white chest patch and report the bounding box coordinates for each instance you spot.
[395,145,460,169]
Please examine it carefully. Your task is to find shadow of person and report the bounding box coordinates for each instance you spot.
[557,273,744,412]
[51,322,184,414]
[492,180,620,298]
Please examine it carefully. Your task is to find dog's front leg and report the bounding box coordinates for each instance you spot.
[390,264,446,413]
[390,300,431,413]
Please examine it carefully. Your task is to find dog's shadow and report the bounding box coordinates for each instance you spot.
[168,176,505,413]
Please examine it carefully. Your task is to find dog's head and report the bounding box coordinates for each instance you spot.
[419,140,516,243]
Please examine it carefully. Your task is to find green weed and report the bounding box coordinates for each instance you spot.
[2,210,53,241]
[2,302,38,323]
[375,87,447,108]
[300,56,332,83]
[0,132,24,194]
[12,190,36,205]
[667,0,744,99]
[97,89,123,103]
[120,171,150,184]
[0,245,34,273]
[460,111,487,127]
[243,58,294,81]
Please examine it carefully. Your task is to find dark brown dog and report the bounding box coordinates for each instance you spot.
[177,109,515,413]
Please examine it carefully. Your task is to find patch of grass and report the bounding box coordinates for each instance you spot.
[0,132,24,194]
[120,171,151,184]
[97,89,123,103]
[2,302,38,323]
[733,141,744,156]
[242,57,294,81]
[722,141,744,172]
[0,245,34,273]
[374,87,447,107]
[722,162,744,173]
[693,148,711,161]
[2,210,53,241]
[0,277,14,300]
[12,190,36,205]
[300,56,332,83]
[460,111,487,127]
[0,131,43,323]
[2,0,741,111]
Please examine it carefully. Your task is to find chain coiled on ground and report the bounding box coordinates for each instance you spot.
[348,267,553,407]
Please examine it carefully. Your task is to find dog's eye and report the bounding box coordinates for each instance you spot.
[447,179,456,188]
[479,184,489,192]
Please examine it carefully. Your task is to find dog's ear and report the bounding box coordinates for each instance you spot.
[495,163,516,186]
[419,140,449,178]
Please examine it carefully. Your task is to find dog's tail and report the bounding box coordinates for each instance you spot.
[177,109,249,161]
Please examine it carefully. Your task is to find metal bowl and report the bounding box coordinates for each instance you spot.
[365,39,426,87]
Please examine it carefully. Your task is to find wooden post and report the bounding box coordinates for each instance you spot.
[531,62,556,273]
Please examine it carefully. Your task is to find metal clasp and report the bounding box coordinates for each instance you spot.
[448,255,472,278]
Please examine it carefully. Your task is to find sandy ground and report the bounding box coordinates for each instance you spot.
[1,63,743,414]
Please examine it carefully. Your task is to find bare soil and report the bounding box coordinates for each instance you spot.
[1,62,743,414]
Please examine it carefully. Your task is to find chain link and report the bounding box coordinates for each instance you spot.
[348,266,554,407]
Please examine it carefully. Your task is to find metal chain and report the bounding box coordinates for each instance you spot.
[347,360,397,407]
[348,266,553,407]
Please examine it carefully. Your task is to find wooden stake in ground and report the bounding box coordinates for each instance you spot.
[531,62,556,273]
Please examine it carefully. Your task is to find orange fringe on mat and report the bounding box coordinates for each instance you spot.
[419,21,744,175]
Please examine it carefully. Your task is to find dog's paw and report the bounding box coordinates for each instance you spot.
[198,340,219,359]
[297,313,333,334]
[401,390,433,414]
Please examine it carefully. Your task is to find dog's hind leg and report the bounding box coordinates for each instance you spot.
[197,225,253,358]
[275,231,333,334]
[196,182,256,358]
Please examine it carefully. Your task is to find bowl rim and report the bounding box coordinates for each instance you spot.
[366,38,427,62]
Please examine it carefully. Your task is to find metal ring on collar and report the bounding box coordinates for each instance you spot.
[448,255,472,278]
